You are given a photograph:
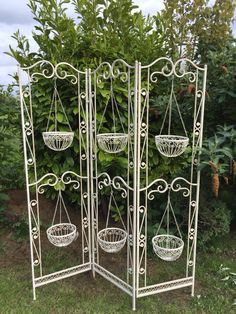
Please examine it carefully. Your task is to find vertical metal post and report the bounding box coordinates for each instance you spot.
[132,61,142,310]
[88,68,96,278]
[191,65,207,296]
[18,65,36,300]
[135,62,142,296]
[186,70,199,278]
[132,61,139,311]
[27,70,42,277]
[85,69,92,274]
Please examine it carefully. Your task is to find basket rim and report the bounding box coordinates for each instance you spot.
[152,234,184,251]
[47,223,77,238]
[155,135,189,142]
[97,133,128,139]
[98,227,127,245]
[43,131,74,136]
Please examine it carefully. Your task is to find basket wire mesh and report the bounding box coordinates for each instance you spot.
[46,190,78,247]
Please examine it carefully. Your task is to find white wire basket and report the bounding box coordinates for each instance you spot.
[152,234,184,261]
[155,135,189,157]
[43,131,74,151]
[46,223,77,247]
[96,133,128,154]
[97,227,127,253]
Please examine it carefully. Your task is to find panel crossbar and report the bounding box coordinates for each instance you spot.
[137,277,193,298]
[35,263,91,287]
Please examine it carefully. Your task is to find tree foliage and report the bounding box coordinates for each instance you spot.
[0,86,23,216]
[162,0,236,58]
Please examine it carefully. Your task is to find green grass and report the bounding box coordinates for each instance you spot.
[0,232,236,314]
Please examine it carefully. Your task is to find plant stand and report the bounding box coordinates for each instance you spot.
[18,58,207,310]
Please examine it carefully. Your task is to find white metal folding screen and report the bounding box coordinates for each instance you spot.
[18,58,207,311]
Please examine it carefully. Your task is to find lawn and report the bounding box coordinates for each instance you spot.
[0,222,235,314]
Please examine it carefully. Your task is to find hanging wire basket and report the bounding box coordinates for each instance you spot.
[97,227,127,253]
[43,131,74,151]
[97,133,128,154]
[43,78,74,151]
[46,223,77,247]
[152,234,184,261]
[155,135,189,157]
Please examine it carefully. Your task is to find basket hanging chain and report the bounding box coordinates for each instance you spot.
[46,77,73,132]
[112,88,126,134]
[168,82,172,135]
[111,193,126,230]
[97,79,125,134]
[155,189,182,239]
[105,190,113,229]
[46,80,56,132]
[169,199,182,239]
[51,189,72,226]
[159,77,188,137]
[97,88,111,133]
[105,190,126,231]
[173,91,188,137]
[111,85,116,133]
[52,189,60,225]
[155,189,170,236]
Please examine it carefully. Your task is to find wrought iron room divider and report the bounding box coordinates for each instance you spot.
[18,58,207,310]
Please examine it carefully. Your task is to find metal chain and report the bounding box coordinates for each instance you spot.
[51,190,72,226]
[105,189,126,231]
[155,189,182,239]
[46,77,73,132]
[55,86,73,132]
[97,79,126,134]
[46,80,56,132]
[159,77,188,137]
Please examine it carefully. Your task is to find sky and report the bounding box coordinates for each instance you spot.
[0,0,234,86]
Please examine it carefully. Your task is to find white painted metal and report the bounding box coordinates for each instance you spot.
[18,58,207,310]
[155,135,189,157]
[96,133,128,153]
[97,228,127,253]
[43,131,74,151]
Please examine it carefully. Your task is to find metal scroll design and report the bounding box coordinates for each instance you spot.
[97,173,134,199]
[29,171,87,194]
[55,62,85,84]
[149,57,174,83]
[21,60,55,82]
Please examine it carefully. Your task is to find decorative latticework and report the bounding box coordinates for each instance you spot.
[152,235,184,261]
[155,135,189,158]
[97,133,128,154]
[43,131,74,151]
[97,227,127,253]
[47,223,77,247]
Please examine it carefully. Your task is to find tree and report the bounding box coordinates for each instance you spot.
[8,0,165,67]
[162,0,236,58]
